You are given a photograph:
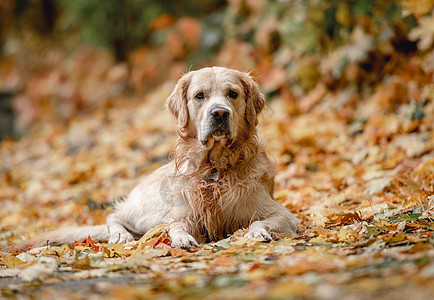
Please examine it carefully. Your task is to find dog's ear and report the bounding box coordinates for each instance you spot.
[240,72,265,127]
[166,74,191,131]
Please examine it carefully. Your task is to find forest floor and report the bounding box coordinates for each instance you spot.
[0,45,433,299]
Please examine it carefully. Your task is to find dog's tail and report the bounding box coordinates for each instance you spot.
[6,225,110,252]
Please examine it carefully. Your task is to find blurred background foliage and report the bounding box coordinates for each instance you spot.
[0,0,432,131]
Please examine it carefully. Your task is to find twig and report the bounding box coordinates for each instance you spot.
[248,211,257,229]
[368,198,375,215]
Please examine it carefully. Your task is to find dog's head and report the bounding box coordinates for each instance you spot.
[167,67,265,148]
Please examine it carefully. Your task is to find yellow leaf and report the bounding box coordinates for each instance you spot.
[309,211,329,227]
[0,254,36,269]
[73,254,92,270]
[106,243,133,258]
[138,223,169,243]
[338,226,359,242]
[50,244,71,257]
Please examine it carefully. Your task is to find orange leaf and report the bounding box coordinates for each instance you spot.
[72,236,100,252]
[167,248,193,257]
[212,255,235,266]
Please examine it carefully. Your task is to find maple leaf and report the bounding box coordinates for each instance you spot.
[72,236,100,252]
[409,10,434,51]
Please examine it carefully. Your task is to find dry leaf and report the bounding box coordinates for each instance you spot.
[409,11,434,50]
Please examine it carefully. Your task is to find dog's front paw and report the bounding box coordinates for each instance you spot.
[245,222,272,241]
[170,232,199,248]
[108,231,134,244]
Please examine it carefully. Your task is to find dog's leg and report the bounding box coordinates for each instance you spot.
[106,214,134,244]
[168,221,199,248]
[245,202,299,240]
[245,220,273,241]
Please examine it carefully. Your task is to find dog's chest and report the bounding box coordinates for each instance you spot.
[198,173,254,217]
[199,181,254,240]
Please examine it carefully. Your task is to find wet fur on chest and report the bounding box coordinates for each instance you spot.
[184,172,255,241]
[174,134,273,242]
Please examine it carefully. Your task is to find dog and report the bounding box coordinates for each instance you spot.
[13,67,300,250]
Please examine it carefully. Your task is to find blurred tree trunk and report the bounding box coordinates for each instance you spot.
[14,0,57,33]
[0,91,16,140]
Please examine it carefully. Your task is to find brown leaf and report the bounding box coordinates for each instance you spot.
[403,242,432,254]
[327,212,363,227]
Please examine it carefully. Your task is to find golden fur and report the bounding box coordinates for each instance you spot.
[10,67,299,251]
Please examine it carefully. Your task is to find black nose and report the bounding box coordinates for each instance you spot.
[210,107,230,120]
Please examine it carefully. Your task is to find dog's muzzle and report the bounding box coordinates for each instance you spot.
[201,106,232,146]
[210,106,230,121]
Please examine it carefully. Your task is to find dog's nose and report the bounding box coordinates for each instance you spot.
[210,107,230,120]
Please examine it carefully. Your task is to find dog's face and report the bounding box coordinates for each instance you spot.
[167,67,265,148]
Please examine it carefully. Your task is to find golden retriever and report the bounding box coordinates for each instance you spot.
[14,67,299,250]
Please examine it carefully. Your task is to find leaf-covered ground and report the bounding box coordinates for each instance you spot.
[0,2,434,298]
[0,46,433,299]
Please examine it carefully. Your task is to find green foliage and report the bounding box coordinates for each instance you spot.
[221,0,430,92]
[224,0,403,54]
[57,0,163,60]
[55,0,224,61]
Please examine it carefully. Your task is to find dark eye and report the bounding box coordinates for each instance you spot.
[228,90,238,99]
[195,92,204,101]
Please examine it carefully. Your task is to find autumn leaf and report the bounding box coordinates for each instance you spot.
[327,212,363,227]
[212,255,235,266]
[18,262,56,282]
[0,254,37,269]
[105,243,133,258]
[72,253,93,270]
[50,244,71,257]
[409,10,434,51]
[72,236,101,253]
[383,232,406,244]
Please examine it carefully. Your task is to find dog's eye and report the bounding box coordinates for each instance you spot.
[228,90,238,99]
[195,92,204,101]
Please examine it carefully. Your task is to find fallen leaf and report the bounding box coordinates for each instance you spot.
[409,11,434,50]
[212,255,235,266]
[0,254,36,269]
[17,263,56,282]
[365,177,393,195]
[364,225,389,237]
[105,243,132,258]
